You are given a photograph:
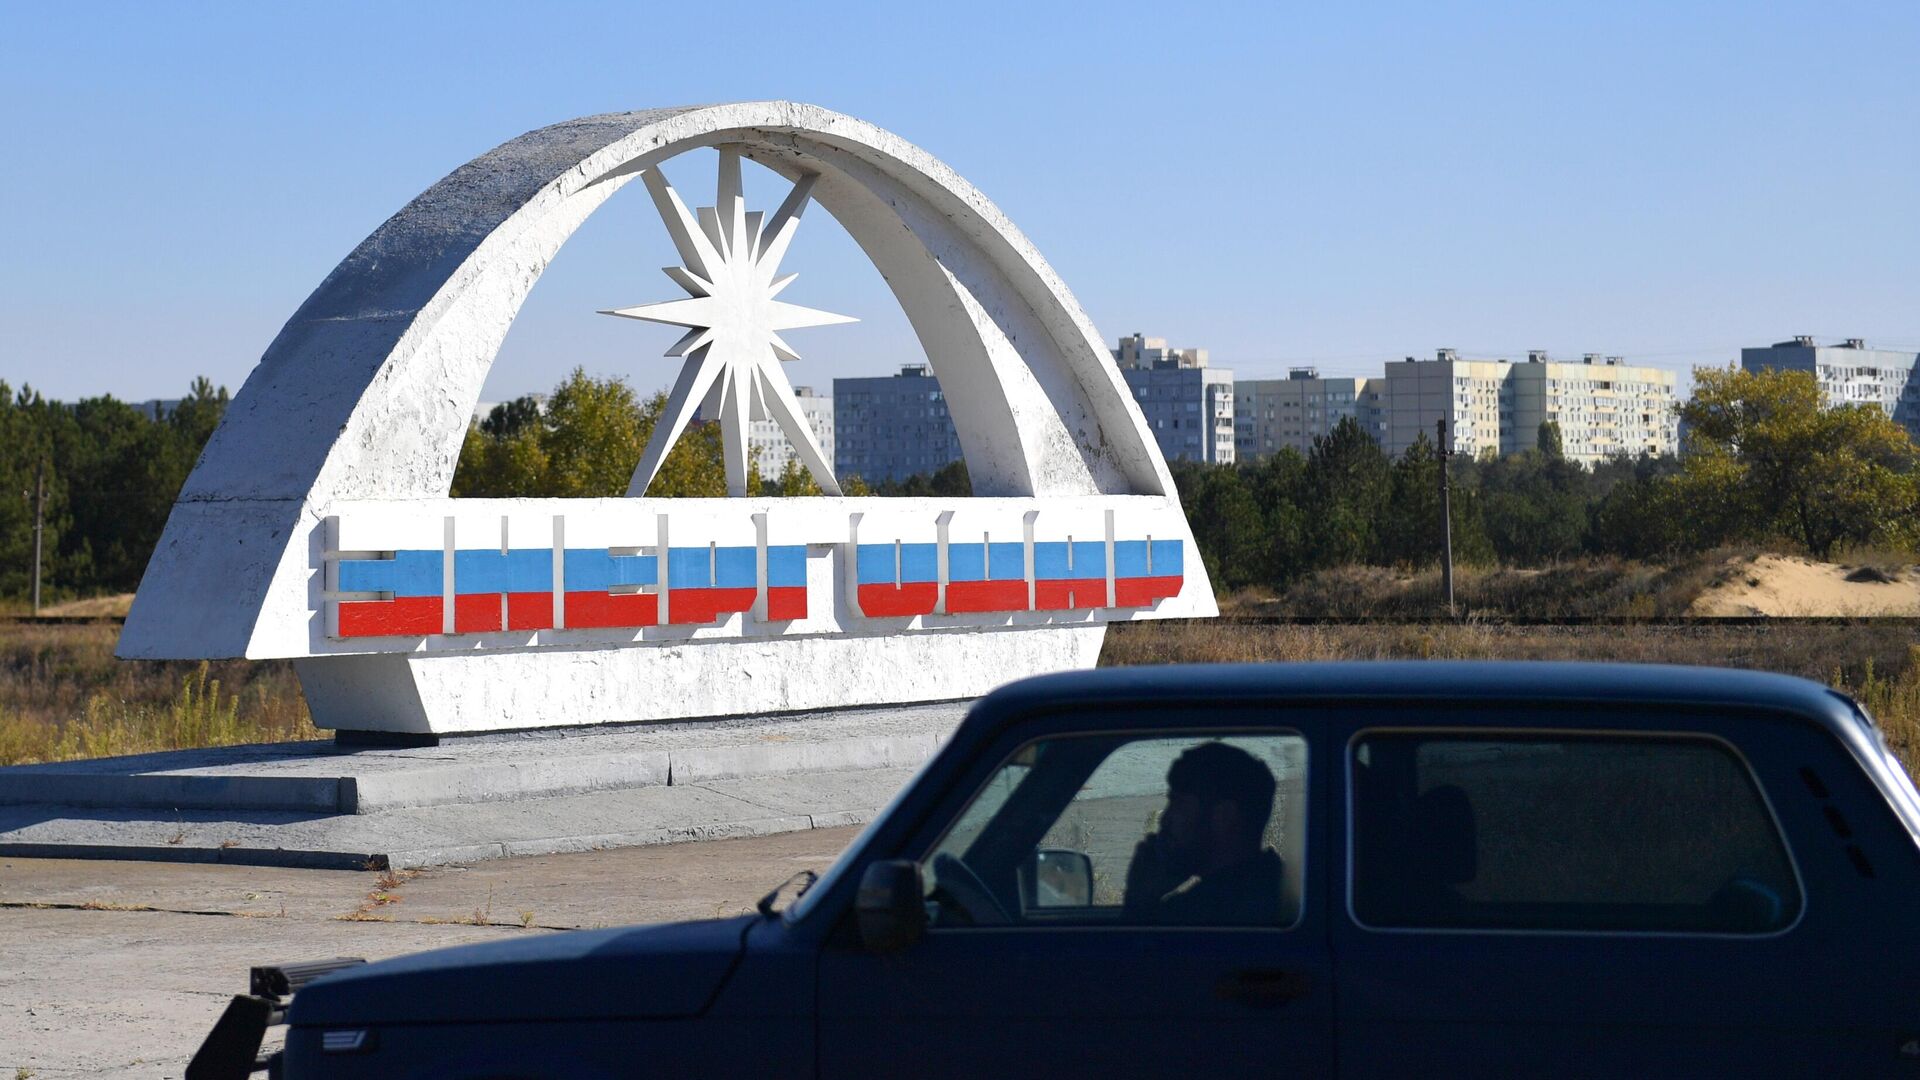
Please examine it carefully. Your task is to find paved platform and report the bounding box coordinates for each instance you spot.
[0,702,965,868]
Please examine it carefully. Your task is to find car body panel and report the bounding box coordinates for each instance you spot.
[269,662,1920,1079]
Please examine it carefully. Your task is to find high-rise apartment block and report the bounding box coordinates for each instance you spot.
[1379,349,1678,465]
[1112,333,1235,464]
[1740,337,1920,440]
[1234,369,1380,458]
[747,385,834,478]
[832,364,964,484]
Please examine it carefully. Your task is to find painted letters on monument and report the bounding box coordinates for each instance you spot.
[327,504,1184,641]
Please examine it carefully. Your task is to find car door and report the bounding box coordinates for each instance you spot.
[817,710,1333,1079]
[1332,703,1919,1078]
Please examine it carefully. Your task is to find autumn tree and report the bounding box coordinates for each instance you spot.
[452,368,741,498]
[1679,366,1920,557]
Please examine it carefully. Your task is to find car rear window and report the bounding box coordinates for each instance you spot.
[1350,732,1801,934]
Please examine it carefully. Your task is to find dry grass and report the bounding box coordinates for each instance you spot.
[0,623,315,766]
[1102,621,1920,780]
[1248,551,1745,619]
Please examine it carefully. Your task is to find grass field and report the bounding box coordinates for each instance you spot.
[2,619,1916,781]
[0,622,313,766]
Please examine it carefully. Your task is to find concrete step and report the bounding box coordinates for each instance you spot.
[0,701,965,814]
[0,765,918,870]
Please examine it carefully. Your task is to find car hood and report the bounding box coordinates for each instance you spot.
[288,914,755,1026]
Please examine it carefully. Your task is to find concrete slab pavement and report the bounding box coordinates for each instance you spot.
[1,827,861,1079]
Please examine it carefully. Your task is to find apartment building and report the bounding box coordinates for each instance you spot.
[746,385,834,478]
[1741,336,1920,440]
[832,364,964,484]
[1234,368,1379,458]
[1509,353,1678,462]
[1113,333,1235,464]
[1378,349,1677,465]
[1380,350,1513,459]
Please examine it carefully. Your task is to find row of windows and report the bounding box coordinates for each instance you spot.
[933,727,1798,935]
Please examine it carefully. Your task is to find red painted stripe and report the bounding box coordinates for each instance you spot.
[453,593,501,634]
[1114,575,1184,607]
[506,592,554,631]
[766,585,808,621]
[338,596,441,637]
[565,591,659,629]
[668,587,757,625]
[857,582,939,617]
[945,579,1030,613]
[1035,579,1106,611]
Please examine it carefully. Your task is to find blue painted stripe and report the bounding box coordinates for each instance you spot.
[945,542,1027,583]
[1113,539,1184,578]
[338,550,442,598]
[665,546,759,590]
[855,543,938,585]
[1033,541,1106,581]
[1152,539,1183,575]
[455,548,552,594]
[767,545,807,588]
[563,549,657,591]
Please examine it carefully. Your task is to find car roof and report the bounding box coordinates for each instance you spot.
[974,661,1862,737]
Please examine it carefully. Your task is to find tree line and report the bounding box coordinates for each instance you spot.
[5,364,1912,604]
[0,378,229,600]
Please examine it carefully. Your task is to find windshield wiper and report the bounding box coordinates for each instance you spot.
[756,869,818,919]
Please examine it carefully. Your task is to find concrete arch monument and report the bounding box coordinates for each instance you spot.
[119,102,1215,736]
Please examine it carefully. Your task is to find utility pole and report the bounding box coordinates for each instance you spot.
[1436,419,1455,619]
[30,458,45,617]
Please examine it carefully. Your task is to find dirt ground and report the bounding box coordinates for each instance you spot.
[0,827,859,1079]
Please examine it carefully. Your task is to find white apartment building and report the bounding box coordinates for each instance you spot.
[747,385,834,478]
[1380,349,1678,465]
[1234,368,1378,458]
[1741,336,1920,440]
[1381,350,1513,459]
[1509,353,1678,462]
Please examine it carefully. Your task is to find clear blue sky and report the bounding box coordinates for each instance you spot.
[3,0,1916,405]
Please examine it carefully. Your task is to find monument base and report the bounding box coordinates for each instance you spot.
[0,701,965,868]
[295,624,1105,736]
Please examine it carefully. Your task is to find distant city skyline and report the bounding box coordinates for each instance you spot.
[4,2,1916,404]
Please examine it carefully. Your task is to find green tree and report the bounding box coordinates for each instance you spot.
[1475,448,1589,564]
[1300,417,1391,568]
[1679,366,1919,557]
[1376,435,1491,568]
[1536,420,1565,459]
[449,370,737,499]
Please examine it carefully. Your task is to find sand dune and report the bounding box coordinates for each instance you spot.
[1691,555,1920,617]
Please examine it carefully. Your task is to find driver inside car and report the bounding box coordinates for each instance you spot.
[1122,742,1284,926]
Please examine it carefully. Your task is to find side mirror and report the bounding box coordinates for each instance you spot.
[1020,849,1094,911]
[856,860,927,951]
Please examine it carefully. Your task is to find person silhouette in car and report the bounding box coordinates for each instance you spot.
[1123,741,1284,925]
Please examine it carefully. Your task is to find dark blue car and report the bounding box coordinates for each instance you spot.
[195,662,1920,1078]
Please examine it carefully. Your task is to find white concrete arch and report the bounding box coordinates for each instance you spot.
[122,103,1200,662]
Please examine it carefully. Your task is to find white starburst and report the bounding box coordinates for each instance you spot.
[601,149,854,497]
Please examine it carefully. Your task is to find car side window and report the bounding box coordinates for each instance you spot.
[1350,732,1802,934]
[924,732,1308,929]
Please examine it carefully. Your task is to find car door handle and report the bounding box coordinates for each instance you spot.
[1215,968,1312,1008]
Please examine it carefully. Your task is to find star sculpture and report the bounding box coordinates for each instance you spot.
[602,149,854,497]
